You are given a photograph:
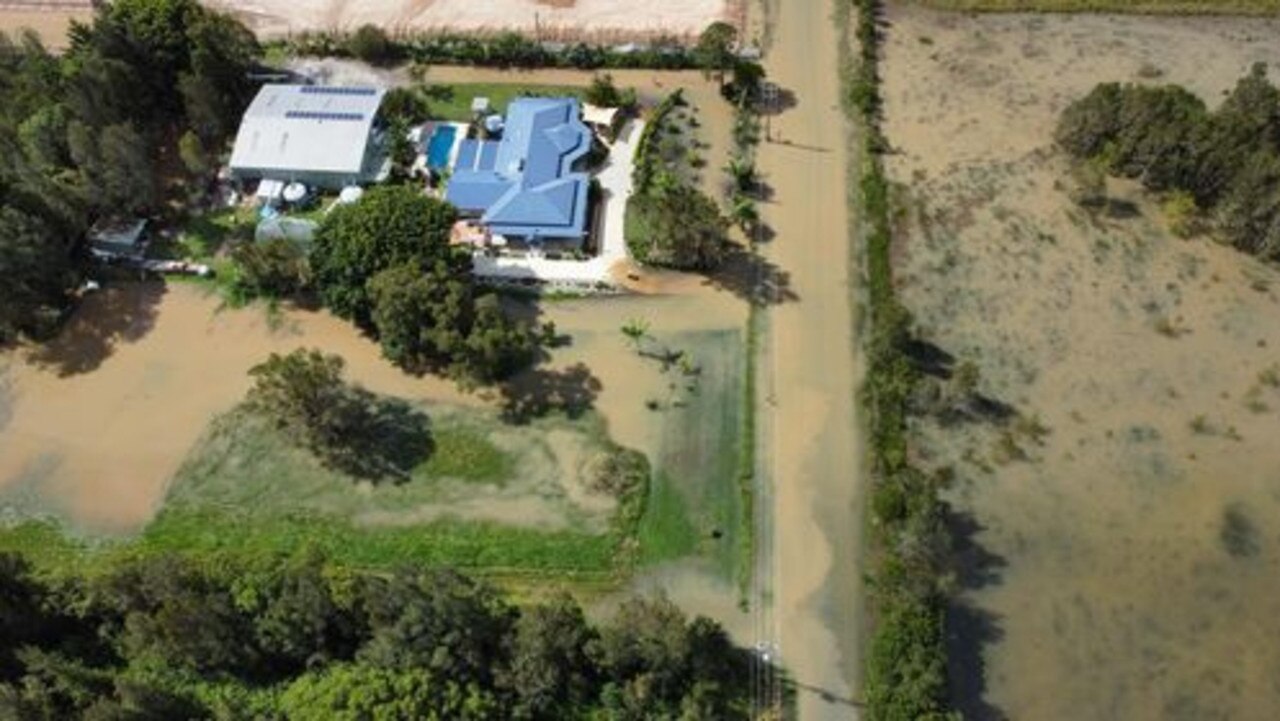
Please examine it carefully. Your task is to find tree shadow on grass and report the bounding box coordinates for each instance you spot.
[701,243,798,306]
[946,510,1011,721]
[25,281,166,377]
[498,362,601,424]
[330,392,433,484]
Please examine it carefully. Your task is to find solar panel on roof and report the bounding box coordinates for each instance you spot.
[285,110,365,121]
[299,86,378,96]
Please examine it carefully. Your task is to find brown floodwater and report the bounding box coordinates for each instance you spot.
[0,283,475,534]
[881,6,1280,720]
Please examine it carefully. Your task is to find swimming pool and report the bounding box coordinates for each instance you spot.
[425,124,457,169]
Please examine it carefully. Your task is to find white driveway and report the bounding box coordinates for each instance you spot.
[472,119,642,287]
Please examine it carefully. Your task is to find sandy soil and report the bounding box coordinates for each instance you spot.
[202,0,731,40]
[882,7,1280,720]
[0,8,92,50]
[756,0,865,717]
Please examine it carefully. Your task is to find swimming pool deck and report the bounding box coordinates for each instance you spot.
[471,119,642,289]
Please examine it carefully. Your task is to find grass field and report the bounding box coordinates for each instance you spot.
[0,402,643,581]
[425,82,586,122]
[914,0,1280,13]
[0,322,749,591]
[634,328,748,582]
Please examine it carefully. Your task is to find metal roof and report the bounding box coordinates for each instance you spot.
[445,97,592,240]
[229,84,387,176]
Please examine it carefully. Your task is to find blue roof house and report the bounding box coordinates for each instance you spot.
[445,98,592,245]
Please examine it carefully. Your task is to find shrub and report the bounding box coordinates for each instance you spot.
[1162,190,1201,237]
[347,24,394,65]
[230,237,310,298]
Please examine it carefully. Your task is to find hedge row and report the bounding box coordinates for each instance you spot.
[851,1,959,720]
[267,30,701,70]
[632,89,685,193]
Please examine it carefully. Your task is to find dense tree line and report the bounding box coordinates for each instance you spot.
[0,551,756,720]
[1057,63,1280,257]
[310,186,547,384]
[0,0,260,341]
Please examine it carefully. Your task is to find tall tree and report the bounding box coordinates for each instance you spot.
[0,554,45,680]
[0,206,75,341]
[501,594,598,720]
[311,185,461,325]
[357,569,513,688]
[695,22,738,88]
[99,122,157,214]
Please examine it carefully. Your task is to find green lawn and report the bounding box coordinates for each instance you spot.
[423,82,586,122]
[634,328,749,582]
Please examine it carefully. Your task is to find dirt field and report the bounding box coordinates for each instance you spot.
[0,7,93,50]
[882,6,1280,720]
[202,0,733,39]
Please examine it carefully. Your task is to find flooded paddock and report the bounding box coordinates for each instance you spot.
[882,6,1280,719]
[0,283,475,534]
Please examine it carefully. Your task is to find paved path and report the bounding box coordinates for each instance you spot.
[757,1,866,719]
[472,120,641,286]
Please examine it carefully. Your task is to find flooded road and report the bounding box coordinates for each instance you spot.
[757,0,865,717]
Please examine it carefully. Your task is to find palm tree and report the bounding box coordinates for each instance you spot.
[621,318,649,349]
[729,192,759,233]
[725,156,757,193]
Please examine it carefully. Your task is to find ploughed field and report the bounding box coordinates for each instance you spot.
[882,6,1280,720]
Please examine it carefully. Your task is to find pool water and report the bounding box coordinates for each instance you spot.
[425,125,457,169]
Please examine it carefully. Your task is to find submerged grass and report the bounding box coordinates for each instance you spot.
[637,472,700,563]
[631,327,749,582]
[0,402,649,585]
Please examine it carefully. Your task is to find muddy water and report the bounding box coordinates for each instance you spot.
[757,0,865,717]
[880,7,1280,720]
[0,9,91,51]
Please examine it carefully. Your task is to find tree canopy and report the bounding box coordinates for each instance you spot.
[312,186,542,382]
[695,21,738,87]
[0,2,260,340]
[246,348,432,480]
[1057,63,1280,260]
[0,551,761,720]
[627,181,729,270]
